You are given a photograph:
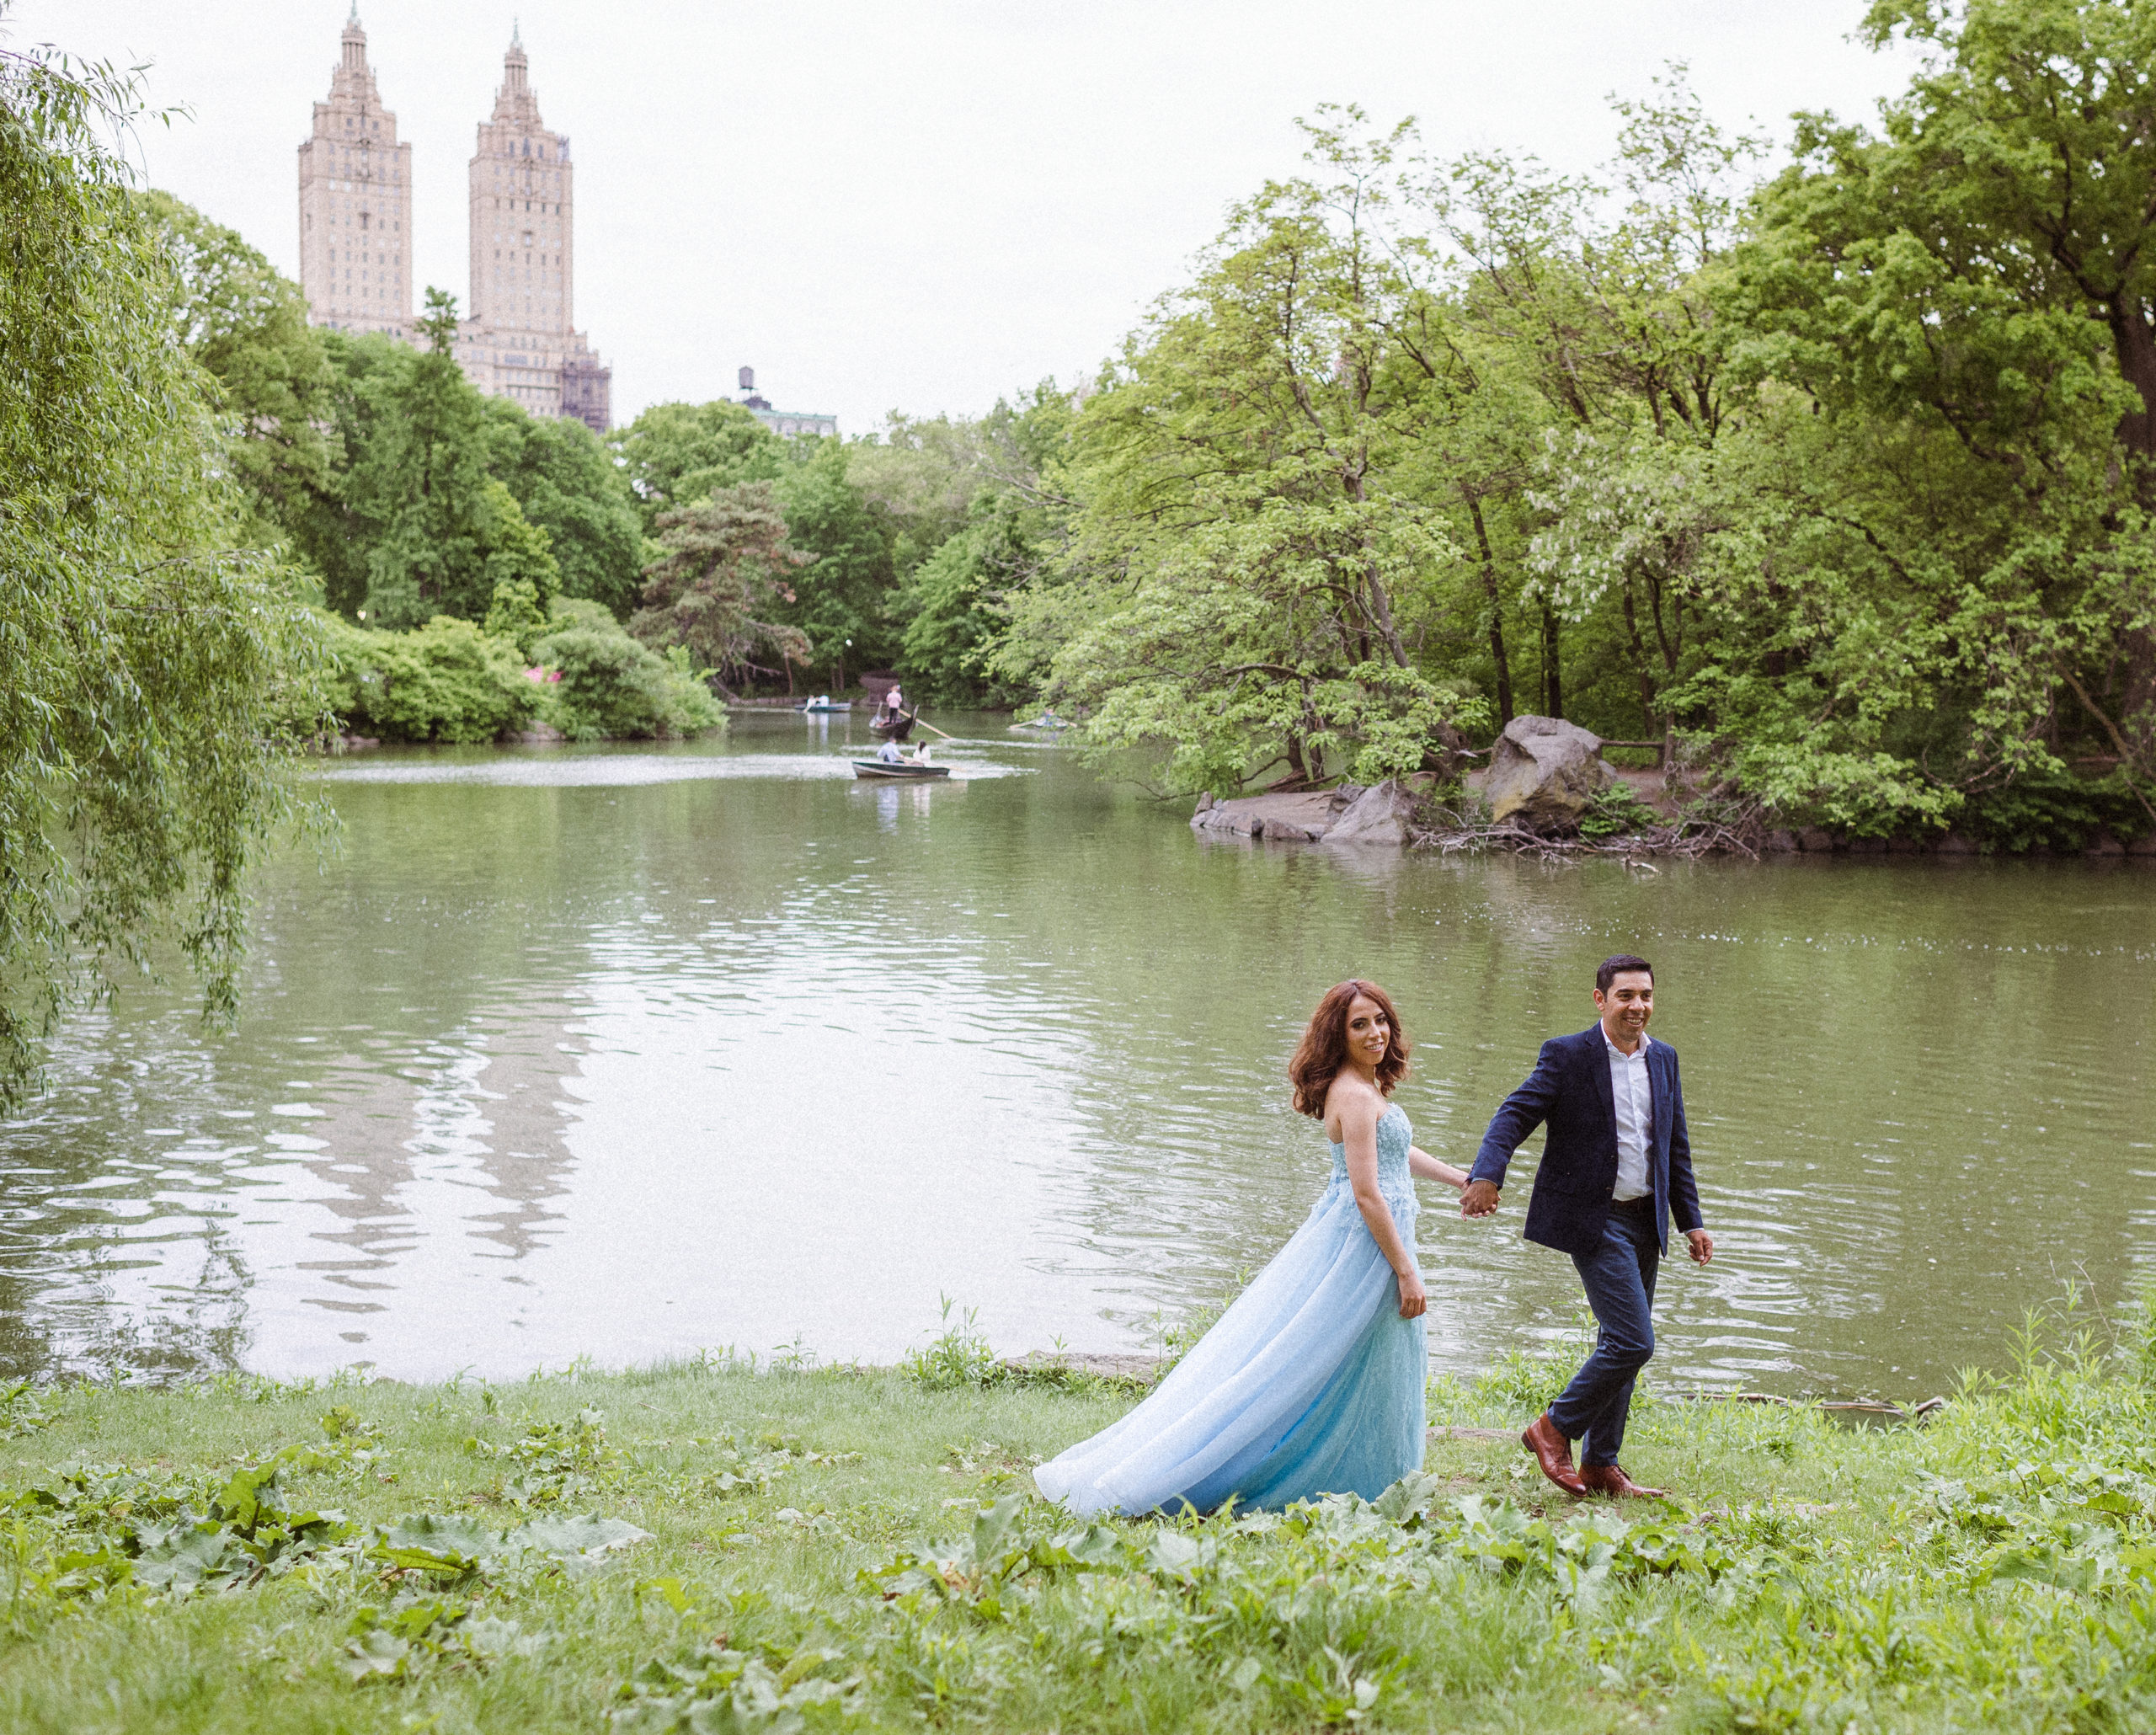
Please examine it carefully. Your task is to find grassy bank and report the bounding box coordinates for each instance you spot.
[3,1300,2153,1734]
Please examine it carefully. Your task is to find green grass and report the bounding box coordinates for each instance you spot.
[2,1298,2154,1733]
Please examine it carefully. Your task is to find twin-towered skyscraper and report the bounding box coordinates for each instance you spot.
[297,8,611,432]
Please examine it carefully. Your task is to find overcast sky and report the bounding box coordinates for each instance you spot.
[13,2,1919,435]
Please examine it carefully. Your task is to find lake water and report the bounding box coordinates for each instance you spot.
[3,709,2151,1399]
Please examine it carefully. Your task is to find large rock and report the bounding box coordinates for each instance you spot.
[1191,787,1353,842]
[1483,715,1614,832]
[1322,779,1417,847]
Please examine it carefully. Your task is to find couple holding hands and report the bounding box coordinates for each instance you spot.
[1036,956,1712,1515]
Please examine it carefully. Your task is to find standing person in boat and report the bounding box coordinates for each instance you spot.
[1461,954,1712,1500]
[1036,980,1468,1515]
[881,681,905,723]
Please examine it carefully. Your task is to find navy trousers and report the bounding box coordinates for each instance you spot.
[1547,1206,1659,1467]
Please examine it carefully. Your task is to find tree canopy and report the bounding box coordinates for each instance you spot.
[976,16,2156,837]
[0,42,324,1107]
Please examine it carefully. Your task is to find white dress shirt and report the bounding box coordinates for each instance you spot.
[1603,1029,1653,1201]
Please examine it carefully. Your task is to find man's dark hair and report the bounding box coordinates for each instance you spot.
[1596,954,1654,993]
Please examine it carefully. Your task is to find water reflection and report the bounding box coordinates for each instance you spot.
[1,713,2152,1396]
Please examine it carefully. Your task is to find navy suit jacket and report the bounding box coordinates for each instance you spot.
[1470,1025,1704,1259]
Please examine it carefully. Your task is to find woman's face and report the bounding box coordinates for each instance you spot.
[1344,994,1390,1070]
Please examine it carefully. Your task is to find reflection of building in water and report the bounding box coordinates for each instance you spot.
[292,1008,585,1341]
[461,1013,589,1258]
[0,1011,262,1381]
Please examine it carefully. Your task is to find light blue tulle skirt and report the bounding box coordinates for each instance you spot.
[1035,1173,1426,1515]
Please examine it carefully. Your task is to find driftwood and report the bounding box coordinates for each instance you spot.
[1406,812,1761,862]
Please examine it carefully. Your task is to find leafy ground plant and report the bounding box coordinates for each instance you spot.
[0,1294,2153,1729]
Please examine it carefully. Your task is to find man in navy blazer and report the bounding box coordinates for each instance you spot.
[1461,955,1712,1498]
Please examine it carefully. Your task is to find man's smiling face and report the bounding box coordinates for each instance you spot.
[1594,970,1653,1048]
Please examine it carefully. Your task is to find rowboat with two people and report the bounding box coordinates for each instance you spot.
[855,730,949,780]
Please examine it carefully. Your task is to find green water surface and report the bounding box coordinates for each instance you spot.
[2,709,2149,1399]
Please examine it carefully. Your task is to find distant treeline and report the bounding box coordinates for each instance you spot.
[171,6,2156,846]
[31,0,2156,846]
[151,195,1043,728]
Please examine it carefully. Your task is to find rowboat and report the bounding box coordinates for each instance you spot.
[800,697,851,713]
[852,758,951,781]
[869,707,917,742]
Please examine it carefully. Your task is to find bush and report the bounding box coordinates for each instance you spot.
[318,611,536,744]
[1577,783,1663,840]
[1961,767,2150,853]
[315,602,723,745]
[531,600,724,741]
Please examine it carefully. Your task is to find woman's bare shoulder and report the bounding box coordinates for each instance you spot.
[1323,1074,1384,1129]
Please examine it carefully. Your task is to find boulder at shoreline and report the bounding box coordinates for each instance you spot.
[1191,780,1422,845]
[1482,714,1614,832]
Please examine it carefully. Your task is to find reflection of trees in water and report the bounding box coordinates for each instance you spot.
[0,1006,257,1380]
[8,742,2154,1393]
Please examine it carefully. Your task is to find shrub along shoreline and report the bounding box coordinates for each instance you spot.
[311,600,724,748]
[2,1297,2152,1732]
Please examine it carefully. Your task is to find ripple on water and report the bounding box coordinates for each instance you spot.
[315,750,1029,787]
[2,730,2153,1394]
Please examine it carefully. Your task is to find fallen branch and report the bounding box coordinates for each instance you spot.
[1406,814,1759,862]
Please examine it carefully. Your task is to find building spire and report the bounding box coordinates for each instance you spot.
[340,5,367,74]
[500,21,531,99]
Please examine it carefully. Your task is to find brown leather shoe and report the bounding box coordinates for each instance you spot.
[1579,1462,1667,1499]
[1521,1412,1586,1496]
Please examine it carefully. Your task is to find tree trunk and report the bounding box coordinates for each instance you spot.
[1540,601,1563,719]
[1337,465,1413,668]
[1467,497,1513,725]
[2107,296,2156,471]
[1620,579,1658,735]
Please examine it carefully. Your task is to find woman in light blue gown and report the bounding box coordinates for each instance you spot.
[1036,980,1467,1516]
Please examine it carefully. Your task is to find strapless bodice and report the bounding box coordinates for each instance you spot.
[1329,1102,1415,1209]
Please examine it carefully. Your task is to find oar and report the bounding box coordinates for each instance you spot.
[909,713,957,742]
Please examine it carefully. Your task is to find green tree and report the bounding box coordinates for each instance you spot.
[0,39,323,1106]
[334,291,560,628]
[771,438,898,684]
[890,388,1075,704]
[899,507,1028,704]
[1011,136,1482,791]
[632,483,812,691]
[1689,0,2156,829]
[609,399,782,533]
[481,398,643,618]
[135,190,342,548]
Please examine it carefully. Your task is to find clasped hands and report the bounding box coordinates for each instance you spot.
[1455,1177,1715,1264]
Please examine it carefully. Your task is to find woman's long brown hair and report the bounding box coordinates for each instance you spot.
[1289,979,1409,1119]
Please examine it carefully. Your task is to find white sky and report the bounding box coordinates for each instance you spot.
[10,2,1919,435]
